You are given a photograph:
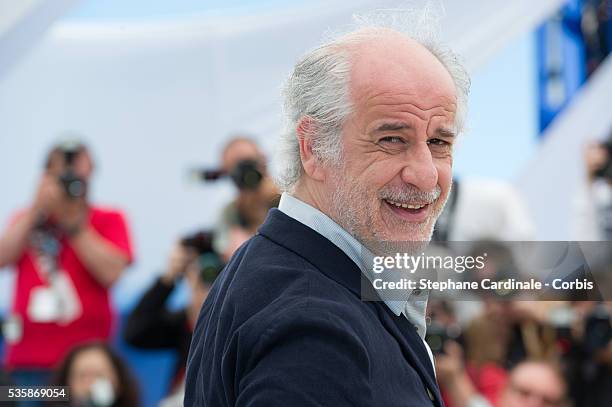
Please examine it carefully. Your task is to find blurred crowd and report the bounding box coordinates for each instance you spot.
[429,299,612,407]
[0,137,278,406]
[428,128,612,407]
[0,0,610,405]
[0,129,610,407]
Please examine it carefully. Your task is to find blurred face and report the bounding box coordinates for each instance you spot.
[500,363,566,407]
[48,150,94,181]
[68,348,119,402]
[222,139,263,173]
[322,33,457,250]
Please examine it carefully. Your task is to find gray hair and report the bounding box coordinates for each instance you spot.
[275,6,471,191]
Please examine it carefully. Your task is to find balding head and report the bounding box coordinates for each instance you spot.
[277,14,469,193]
[500,361,567,407]
[346,28,457,121]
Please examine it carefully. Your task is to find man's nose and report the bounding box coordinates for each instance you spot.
[399,142,438,192]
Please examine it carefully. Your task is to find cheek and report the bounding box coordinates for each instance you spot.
[360,157,403,189]
[435,160,452,191]
[69,373,91,396]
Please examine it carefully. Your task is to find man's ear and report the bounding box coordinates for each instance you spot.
[296,116,326,182]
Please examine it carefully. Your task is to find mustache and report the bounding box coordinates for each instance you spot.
[379,185,442,204]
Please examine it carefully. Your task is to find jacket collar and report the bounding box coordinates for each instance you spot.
[258,208,363,298]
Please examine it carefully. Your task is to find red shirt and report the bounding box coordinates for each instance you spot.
[441,362,508,407]
[5,206,134,369]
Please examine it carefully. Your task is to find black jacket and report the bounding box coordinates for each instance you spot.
[185,209,442,406]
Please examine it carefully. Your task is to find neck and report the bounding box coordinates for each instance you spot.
[291,178,329,215]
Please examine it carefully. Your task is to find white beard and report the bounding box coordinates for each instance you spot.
[326,162,451,256]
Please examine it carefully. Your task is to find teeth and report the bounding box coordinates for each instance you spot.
[386,200,426,209]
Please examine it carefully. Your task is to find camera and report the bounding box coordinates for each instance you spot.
[196,252,224,285]
[192,159,264,191]
[56,140,87,199]
[181,230,215,255]
[228,159,263,190]
[425,300,462,355]
[180,230,224,285]
[425,320,462,355]
[60,170,86,199]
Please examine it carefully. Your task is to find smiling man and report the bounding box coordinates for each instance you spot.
[185,15,470,407]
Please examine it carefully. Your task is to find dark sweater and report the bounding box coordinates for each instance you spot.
[185,209,442,406]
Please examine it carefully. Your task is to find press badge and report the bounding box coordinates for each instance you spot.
[52,270,82,325]
[27,271,82,324]
[28,285,62,323]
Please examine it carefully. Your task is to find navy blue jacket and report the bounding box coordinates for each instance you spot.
[185,209,443,406]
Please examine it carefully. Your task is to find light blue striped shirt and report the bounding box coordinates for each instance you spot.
[277,192,430,339]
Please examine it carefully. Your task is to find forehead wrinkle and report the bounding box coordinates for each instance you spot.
[366,101,456,116]
[358,90,456,114]
[361,101,456,125]
[359,89,456,107]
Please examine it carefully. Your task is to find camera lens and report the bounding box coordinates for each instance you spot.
[230,160,263,190]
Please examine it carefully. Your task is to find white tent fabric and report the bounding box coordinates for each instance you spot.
[0,0,564,306]
[0,0,77,79]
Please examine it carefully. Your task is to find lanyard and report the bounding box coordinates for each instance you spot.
[30,214,63,283]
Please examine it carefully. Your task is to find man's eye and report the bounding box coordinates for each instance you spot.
[427,138,450,146]
[380,136,404,144]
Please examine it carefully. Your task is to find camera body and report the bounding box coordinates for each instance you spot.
[228,159,263,190]
[196,159,264,191]
[60,169,87,199]
[55,141,88,199]
[180,231,214,255]
[180,230,224,285]
[425,321,462,355]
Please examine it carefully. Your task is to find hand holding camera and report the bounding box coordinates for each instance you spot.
[32,140,90,236]
[32,172,88,235]
[162,243,197,285]
[32,173,64,216]
[434,340,465,385]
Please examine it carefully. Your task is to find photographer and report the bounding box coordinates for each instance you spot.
[212,137,279,260]
[576,131,612,239]
[0,140,133,385]
[123,231,222,397]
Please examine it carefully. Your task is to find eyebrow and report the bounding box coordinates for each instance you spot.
[373,122,457,138]
[373,122,412,132]
[435,127,457,139]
